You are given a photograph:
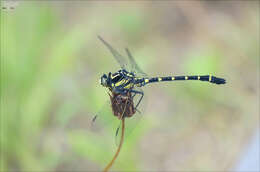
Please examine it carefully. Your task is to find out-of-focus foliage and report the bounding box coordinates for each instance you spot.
[1,1,259,171]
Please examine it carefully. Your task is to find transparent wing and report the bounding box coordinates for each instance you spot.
[98,36,148,77]
[115,111,143,146]
[90,100,119,136]
[88,100,123,168]
[98,36,129,70]
[90,90,145,148]
[125,48,148,77]
[97,36,148,146]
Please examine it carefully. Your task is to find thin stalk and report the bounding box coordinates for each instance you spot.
[104,118,125,172]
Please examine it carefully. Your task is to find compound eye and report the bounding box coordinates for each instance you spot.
[100,74,108,86]
[102,74,107,79]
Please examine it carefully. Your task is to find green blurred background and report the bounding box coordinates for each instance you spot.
[1,1,259,171]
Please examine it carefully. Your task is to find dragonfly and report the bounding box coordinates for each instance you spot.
[92,36,149,171]
[93,36,226,171]
[94,35,226,140]
[98,36,226,111]
[92,37,147,144]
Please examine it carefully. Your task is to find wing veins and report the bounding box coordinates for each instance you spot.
[98,36,128,70]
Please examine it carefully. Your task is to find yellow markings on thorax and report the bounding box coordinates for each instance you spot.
[111,73,119,79]
[115,79,125,87]
[124,83,133,89]
[113,78,133,89]
[185,76,188,80]
[126,73,134,77]
[172,77,175,80]
[145,79,149,83]
[198,76,200,80]
[158,77,162,81]
[209,75,212,82]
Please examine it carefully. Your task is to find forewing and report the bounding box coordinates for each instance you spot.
[88,100,123,168]
[125,48,148,77]
[98,36,148,77]
[98,36,129,70]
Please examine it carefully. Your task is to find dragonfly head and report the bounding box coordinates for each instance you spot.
[100,72,111,88]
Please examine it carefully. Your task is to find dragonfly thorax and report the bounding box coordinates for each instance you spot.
[100,69,137,91]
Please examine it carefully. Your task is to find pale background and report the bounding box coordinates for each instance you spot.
[1,1,259,171]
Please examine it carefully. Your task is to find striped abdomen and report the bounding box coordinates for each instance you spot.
[137,75,226,86]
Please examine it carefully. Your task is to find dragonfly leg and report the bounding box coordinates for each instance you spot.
[129,89,144,110]
[131,92,137,98]
[113,88,143,113]
[130,92,141,113]
[112,88,126,94]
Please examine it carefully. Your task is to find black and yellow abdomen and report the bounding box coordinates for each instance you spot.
[136,75,226,86]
